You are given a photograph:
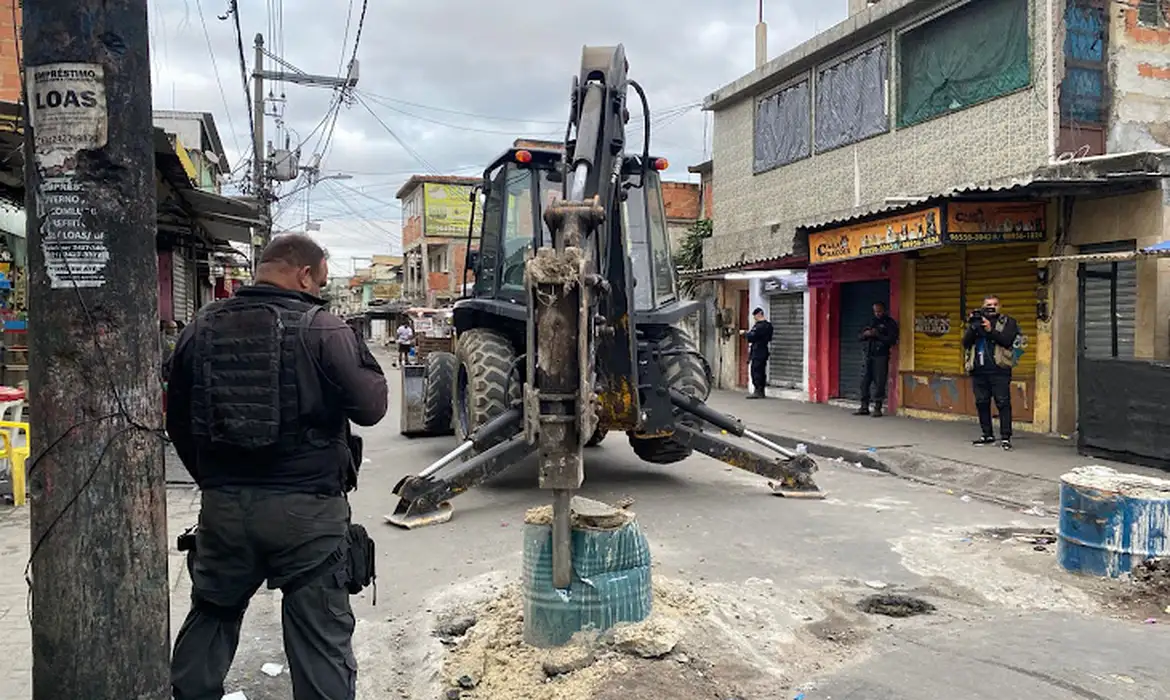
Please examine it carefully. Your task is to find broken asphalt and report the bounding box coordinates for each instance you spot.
[704,390,1167,513]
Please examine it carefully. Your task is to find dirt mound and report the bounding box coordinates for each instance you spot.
[435,579,710,700]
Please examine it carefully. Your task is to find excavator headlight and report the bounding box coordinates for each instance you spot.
[515,150,533,164]
[652,157,669,171]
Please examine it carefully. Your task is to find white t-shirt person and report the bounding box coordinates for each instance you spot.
[395,324,414,346]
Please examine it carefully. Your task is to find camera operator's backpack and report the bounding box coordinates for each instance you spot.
[1007,319,1027,368]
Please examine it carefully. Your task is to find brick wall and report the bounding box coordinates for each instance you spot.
[0,0,21,104]
[1108,1,1170,151]
[661,181,700,221]
[706,0,1054,269]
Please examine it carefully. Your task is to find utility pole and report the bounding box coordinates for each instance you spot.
[23,2,169,699]
[252,33,266,271]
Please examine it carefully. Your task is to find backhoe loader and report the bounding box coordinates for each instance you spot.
[390,45,822,588]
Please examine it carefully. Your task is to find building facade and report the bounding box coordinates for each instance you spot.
[398,175,481,306]
[700,0,1170,435]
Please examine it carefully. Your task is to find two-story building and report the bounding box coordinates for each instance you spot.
[398,175,482,306]
[152,110,256,324]
[700,0,1170,437]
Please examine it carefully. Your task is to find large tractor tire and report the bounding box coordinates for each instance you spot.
[628,326,712,465]
[585,428,608,447]
[421,351,457,435]
[454,329,521,443]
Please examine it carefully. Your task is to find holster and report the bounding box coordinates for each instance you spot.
[345,430,363,492]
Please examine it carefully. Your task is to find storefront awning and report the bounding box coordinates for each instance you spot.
[1031,241,1170,264]
[179,188,262,245]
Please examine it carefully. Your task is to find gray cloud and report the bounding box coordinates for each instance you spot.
[150,0,844,272]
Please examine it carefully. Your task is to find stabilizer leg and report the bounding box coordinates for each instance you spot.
[671,425,824,498]
[386,407,528,529]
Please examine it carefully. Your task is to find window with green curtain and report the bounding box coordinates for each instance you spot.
[898,0,1031,128]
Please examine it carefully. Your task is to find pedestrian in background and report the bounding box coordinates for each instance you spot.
[962,294,1021,451]
[854,301,898,418]
[395,318,415,368]
[166,233,388,700]
[742,307,773,400]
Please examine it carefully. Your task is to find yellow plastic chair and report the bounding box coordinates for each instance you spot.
[0,420,30,506]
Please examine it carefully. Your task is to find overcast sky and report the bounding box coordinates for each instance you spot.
[148,0,844,275]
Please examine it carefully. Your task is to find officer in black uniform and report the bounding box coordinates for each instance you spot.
[743,307,773,399]
[855,301,898,417]
[167,233,388,700]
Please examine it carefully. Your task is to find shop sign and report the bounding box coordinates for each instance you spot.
[808,207,942,265]
[914,312,951,338]
[945,201,1046,244]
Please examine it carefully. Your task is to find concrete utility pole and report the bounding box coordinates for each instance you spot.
[22,1,169,699]
[252,33,266,270]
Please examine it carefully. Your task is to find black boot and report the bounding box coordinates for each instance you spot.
[853,404,870,416]
[872,402,883,418]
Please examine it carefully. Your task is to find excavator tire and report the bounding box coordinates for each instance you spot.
[421,351,457,435]
[629,326,712,465]
[455,328,520,444]
[585,428,608,447]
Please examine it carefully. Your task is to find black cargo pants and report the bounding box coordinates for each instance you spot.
[171,488,356,700]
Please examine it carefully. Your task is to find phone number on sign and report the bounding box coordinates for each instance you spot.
[857,237,939,256]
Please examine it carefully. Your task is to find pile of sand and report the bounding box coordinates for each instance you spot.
[435,578,709,700]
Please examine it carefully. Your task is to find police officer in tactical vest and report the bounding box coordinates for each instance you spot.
[167,233,388,700]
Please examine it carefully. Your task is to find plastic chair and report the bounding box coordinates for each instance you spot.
[0,420,29,506]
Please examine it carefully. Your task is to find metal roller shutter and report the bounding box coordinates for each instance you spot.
[913,248,963,373]
[837,279,890,400]
[1080,260,1136,359]
[172,251,190,323]
[767,291,804,388]
[964,245,1039,377]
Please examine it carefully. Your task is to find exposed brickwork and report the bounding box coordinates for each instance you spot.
[661,181,700,221]
[0,0,22,105]
[1137,61,1170,79]
[705,0,1054,269]
[1121,0,1170,45]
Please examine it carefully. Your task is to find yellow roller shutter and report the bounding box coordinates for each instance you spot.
[963,245,1039,377]
[913,248,963,373]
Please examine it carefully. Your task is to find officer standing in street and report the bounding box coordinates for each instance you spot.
[743,307,773,399]
[166,233,388,700]
[854,301,899,418]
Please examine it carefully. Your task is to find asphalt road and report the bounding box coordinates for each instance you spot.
[204,361,1170,700]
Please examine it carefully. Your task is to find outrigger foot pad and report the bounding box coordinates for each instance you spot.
[385,501,454,529]
[768,453,825,499]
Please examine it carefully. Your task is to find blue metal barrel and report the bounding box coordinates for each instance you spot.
[521,513,653,648]
[1057,466,1170,577]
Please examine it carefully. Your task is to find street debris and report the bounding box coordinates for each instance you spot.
[1132,558,1170,595]
[433,578,708,699]
[221,693,248,700]
[259,662,283,677]
[857,594,936,618]
[863,580,888,590]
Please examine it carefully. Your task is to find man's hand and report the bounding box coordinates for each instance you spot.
[862,328,874,338]
[980,317,992,331]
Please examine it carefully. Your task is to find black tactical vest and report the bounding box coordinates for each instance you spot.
[188,294,331,459]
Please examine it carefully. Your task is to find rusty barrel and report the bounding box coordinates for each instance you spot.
[1057,466,1170,577]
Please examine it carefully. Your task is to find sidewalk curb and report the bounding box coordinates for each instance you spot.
[749,427,1059,514]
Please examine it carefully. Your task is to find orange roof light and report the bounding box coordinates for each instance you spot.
[652,157,669,171]
[515,150,533,163]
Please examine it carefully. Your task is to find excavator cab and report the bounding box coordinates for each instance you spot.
[465,148,680,315]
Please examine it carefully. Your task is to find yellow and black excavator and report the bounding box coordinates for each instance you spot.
[391,45,823,588]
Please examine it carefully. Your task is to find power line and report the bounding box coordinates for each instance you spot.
[194,0,243,158]
[227,1,257,192]
[353,93,442,175]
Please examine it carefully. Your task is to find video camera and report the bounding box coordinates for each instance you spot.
[968,305,998,329]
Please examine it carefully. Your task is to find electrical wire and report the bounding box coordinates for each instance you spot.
[229,0,258,193]
[353,93,442,175]
[195,0,244,158]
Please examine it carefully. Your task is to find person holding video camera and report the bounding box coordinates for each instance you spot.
[961,294,1020,451]
[166,233,388,700]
